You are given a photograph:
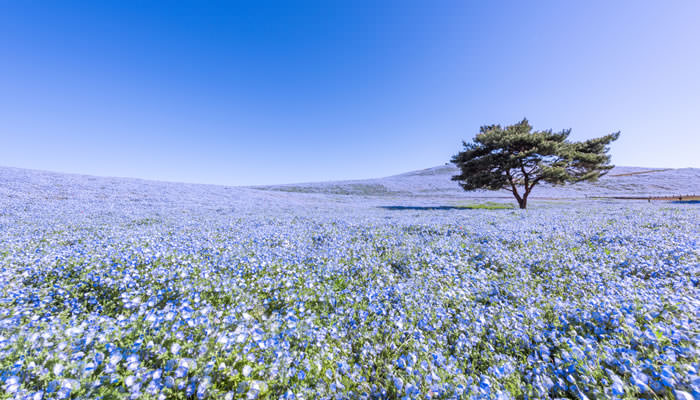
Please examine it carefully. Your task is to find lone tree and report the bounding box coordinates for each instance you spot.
[451,119,619,209]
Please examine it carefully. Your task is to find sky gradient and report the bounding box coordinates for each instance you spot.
[1,1,699,185]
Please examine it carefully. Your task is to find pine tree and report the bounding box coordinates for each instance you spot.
[451,119,619,209]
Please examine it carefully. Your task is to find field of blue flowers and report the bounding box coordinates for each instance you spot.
[0,170,698,399]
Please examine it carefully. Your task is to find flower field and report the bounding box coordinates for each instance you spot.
[0,170,698,399]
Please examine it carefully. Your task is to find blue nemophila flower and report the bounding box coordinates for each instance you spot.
[675,390,694,400]
[2,376,20,394]
[0,174,697,399]
[29,392,44,400]
[197,376,211,399]
[56,379,79,400]
[247,381,267,399]
[393,376,403,392]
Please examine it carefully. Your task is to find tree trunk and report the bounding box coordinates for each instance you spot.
[518,196,527,209]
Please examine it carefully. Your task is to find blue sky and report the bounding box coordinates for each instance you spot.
[1,1,698,185]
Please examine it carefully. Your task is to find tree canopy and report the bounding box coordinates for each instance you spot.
[451,119,620,209]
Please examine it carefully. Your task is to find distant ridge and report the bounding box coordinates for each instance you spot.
[1,164,698,201]
[608,168,672,177]
[255,165,700,199]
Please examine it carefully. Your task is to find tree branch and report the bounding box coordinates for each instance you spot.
[505,170,522,202]
[519,159,529,197]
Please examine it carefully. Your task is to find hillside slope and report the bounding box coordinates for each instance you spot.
[255,165,700,198]
[1,165,698,207]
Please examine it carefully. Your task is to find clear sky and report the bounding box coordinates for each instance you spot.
[1,1,698,185]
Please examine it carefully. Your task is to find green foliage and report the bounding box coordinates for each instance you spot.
[454,202,513,210]
[451,119,619,208]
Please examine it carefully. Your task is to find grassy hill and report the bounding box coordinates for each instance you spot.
[254,165,700,199]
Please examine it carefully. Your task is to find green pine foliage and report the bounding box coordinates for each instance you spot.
[451,119,619,209]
